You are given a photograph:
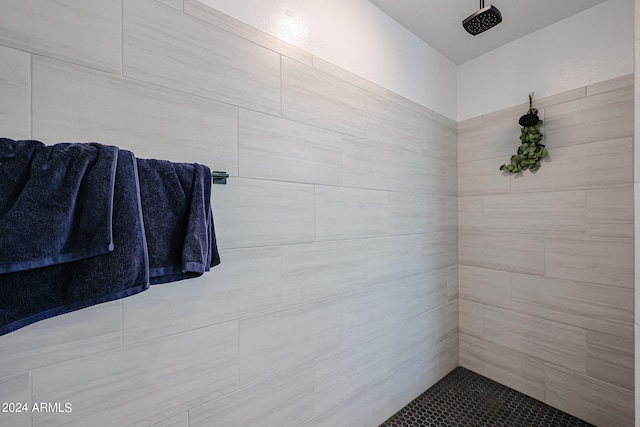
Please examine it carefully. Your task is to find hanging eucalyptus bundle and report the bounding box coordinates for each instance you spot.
[499,93,548,174]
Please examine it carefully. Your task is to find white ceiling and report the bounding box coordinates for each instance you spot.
[369,0,608,65]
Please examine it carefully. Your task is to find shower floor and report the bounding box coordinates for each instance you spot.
[380,367,594,427]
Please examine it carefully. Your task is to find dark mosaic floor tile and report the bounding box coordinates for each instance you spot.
[379,367,594,427]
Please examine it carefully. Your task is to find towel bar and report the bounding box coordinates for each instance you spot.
[211,171,229,184]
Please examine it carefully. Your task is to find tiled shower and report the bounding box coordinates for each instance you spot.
[0,0,636,426]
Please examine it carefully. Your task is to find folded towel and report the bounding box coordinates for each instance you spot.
[0,138,117,274]
[0,150,149,336]
[136,158,220,284]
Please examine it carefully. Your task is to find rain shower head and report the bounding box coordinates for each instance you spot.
[462,1,502,36]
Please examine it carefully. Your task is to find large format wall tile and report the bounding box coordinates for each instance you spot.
[367,94,422,153]
[405,152,456,195]
[459,334,546,402]
[239,298,342,386]
[342,285,403,344]
[367,235,425,286]
[239,110,343,185]
[586,331,634,390]
[511,274,633,339]
[281,241,367,306]
[401,271,449,320]
[545,365,633,427]
[483,307,588,374]
[586,187,634,239]
[545,238,634,288]
[458,156,511,196]
[458,116,521,164]
[282,57,367,137]
[459,231,544,274]
[185,0,312,65]
[343,137,405,191]
[315,186,388,240]
[190,363,315,427]
[31,57,238,176]
[423,232,458,272]
[458,300,484,338]
[0,373,30,427]
[32,322,238,427]
[302,392,369,427]
[459,265,511,309]
[0,301,121,378]
[422,118,457,163]
[123,0,280,114]
[0,0,121,73]
[123,247,282,344]
[151,413,188,427]
[388,192,434,235]
[483,191,586,235]
[510,137,633,193]
[212,179,315,249]
[544,86,634,149]
[314,327,394,415]
[0,45,29,139]
[458,196,483,230]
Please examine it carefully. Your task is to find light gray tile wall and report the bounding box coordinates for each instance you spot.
[458,77,635,426]
[635,4,640,424]
[0,1,460,426]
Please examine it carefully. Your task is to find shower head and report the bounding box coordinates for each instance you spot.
[462,1,502,36]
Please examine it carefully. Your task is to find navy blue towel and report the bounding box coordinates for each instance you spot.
[0,150,149,336]
[0,138,117,274]
[136,158,220,284]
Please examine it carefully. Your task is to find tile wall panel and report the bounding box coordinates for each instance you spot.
[0,373,31,427]
[510,137,633,193]
[123,247,282,344]
[238,298,342,386]
[185,0,312,65]
[342,137,405,191]
[458,196,483,230]
[459,265,511,309]
[511,274,633,339]
[123,0,281,114]
[0,0,121,73]
[586,187,634,239]
[366,235,425,285]
[281,241,368,306]
[0,301,121,378]
[422,118,457,163]
[31,56,239,176]
[458,116,521,164]
[545,237,634,288]
[366,94,422,153]
[586,331,634,391]
[315,186,388,241]
[190,364,315,427]
[150,413,189,427]
[458,156,511,196]
[545,365,634,427]
[282,57,367,138]
[0,45,29,139]
[483,191,586,235]
[388,192,434,235]
[32,322,238,427]
[459,231,544,274]
[212,179,315,248]
[239,109,343,185]
[483,307,588,374]
[544,86,634,149]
